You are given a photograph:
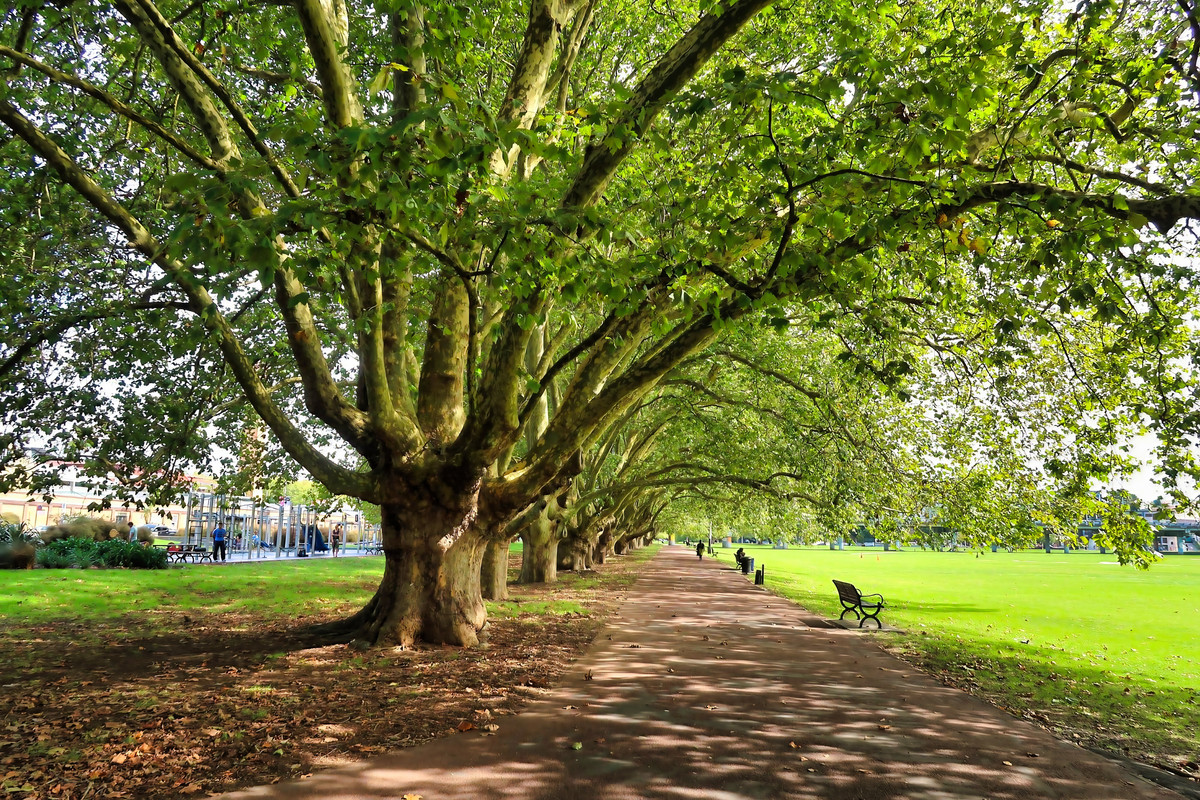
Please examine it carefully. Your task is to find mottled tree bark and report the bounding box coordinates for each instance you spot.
[518,501,558,583]
[480,537,510,601]
[316,484,487,648]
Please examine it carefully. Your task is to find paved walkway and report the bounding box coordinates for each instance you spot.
[218,546,1184,800]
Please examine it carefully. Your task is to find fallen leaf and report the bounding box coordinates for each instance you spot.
[1003,761,1013,766]
[570,742,583,751]
[457,722,475,732]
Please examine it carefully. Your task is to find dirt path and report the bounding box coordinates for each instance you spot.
[216,545,1183,800]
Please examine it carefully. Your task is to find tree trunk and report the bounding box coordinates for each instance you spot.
[556,537,579,571]
[518,503,558,584]
[317,494,488,648]
[594,529,612,562]
[481,537,510,601]
[556,534,592,571]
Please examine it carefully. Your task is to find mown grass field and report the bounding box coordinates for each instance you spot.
[0,557,387,635]
[719,544,1200,771]
[0,541,606,640]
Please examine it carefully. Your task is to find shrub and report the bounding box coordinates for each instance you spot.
[1,521,42,569]
[36,548,75,569]
[132,543,169,569]
[36,538,167,569]
[41,516,136,544]
[0,521,41,545]
[98,539,167,569]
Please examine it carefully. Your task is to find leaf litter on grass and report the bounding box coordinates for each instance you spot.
[0,551,649,800]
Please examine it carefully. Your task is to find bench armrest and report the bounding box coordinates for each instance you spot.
[861,593,885,601]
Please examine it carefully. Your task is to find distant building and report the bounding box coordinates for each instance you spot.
[0,460,213,531]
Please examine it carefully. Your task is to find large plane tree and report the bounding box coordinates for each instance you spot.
[1,0,1197,645]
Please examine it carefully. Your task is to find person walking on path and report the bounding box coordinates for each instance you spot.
[696,540,704,560]
[330,524,342,557]
[212,523,227,562]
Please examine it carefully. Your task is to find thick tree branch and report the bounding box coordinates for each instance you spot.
[562,0,773,209]
[0,301,188,379]
[0,98,375,500]
[131,0,303,197]
[0,45,219,171]
[294,0,363,128]
[115,0,374,450]
[114,0,239,166]
[1022,154,1170,195]
[938,180,1200,233]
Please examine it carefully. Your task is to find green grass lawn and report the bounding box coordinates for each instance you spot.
[0,558,387,633]
[0,541,650,637]
[721,545,1200,769]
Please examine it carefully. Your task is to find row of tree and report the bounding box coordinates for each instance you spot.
[1,0,1197,646]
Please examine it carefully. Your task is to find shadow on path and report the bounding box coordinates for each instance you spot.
[217,546,1182,800]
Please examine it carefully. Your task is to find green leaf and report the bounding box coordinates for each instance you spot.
[368,65,391,98]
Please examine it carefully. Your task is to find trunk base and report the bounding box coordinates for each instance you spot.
[318,500,489,648]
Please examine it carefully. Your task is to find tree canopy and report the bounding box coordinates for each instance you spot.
[2,0,1198,644]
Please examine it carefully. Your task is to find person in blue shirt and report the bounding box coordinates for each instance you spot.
[212,524,227,562]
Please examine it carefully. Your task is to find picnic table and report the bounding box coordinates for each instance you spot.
[163,543,213,564]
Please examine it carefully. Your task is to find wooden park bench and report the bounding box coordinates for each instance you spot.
[832,579,885,628]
